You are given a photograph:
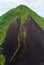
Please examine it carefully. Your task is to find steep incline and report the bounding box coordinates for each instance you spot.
[0,5,44,44]
[2,16,44,65]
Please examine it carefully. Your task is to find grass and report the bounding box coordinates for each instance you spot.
[0,55,5,65]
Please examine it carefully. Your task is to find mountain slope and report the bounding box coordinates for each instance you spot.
[1,15,44,65]
[0,5,44,44]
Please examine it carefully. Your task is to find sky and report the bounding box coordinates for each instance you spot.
[0,0,44,17]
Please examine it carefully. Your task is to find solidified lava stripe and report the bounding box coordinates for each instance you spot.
[13,16,44,65]
[2,16,21,64]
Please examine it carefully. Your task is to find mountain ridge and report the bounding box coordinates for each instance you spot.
[0,5,44,44]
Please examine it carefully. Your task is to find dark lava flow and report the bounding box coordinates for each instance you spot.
[2,17,21,65]
[2,16,44,65]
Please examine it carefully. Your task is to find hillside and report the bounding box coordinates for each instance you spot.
[0,5,44,44]
[1,14,44,65]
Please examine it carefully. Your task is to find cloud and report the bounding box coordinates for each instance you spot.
[28,0,44,17]
[9,0,23,4]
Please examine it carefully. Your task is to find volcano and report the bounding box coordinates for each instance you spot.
[2,16,44,65]
[0,5,44,44]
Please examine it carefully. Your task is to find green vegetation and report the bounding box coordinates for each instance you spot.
[0,5,44,65]
[0,55,5,65]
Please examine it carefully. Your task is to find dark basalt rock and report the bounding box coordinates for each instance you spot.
[2,16,44,65]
